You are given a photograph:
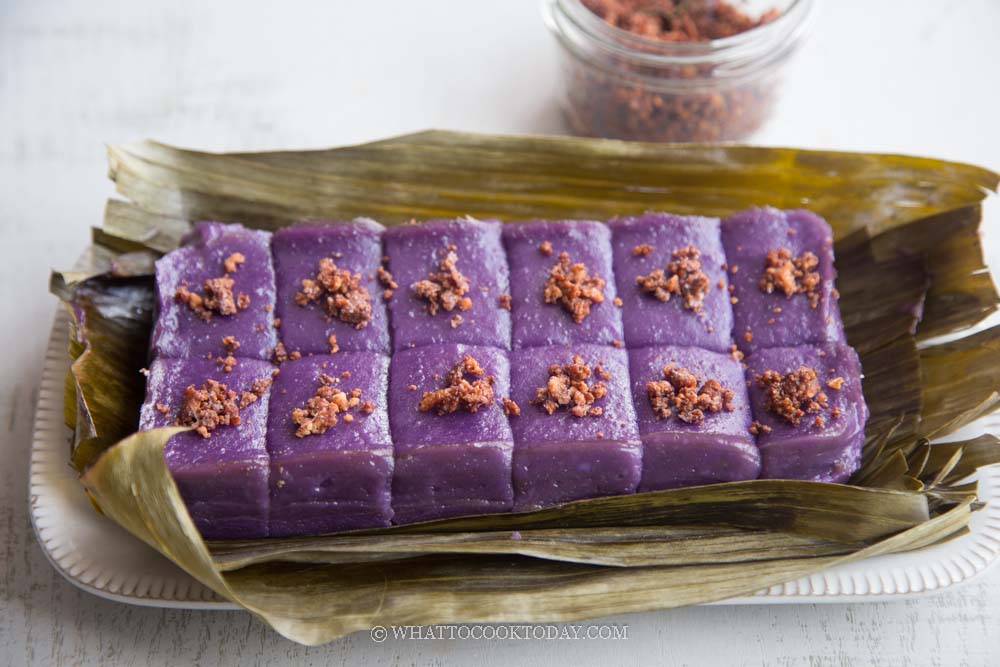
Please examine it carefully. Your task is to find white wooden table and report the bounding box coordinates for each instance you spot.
[3,0,999,664]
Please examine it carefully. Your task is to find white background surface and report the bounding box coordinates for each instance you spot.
[2,0,999,664]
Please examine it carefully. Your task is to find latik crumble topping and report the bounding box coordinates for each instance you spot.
[412,246,473,319]
[759,248,822,308]
[215,335,240,372]
[533,355,609,418]
[419,355,496,415]
[502,397,521,416]
[632,244,653,257]
[635,245,710,313]
[174,252,251,322]
[295,257,373,328]
[543,252,606,323]
[272,341,302,364]
[174,375,270,439]
[498,293,512,311]
[755,366,829,427]
[290,373,371,437]
[646,365,734,424]
[377,266,397,299]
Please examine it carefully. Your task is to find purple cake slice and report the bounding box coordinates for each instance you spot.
[388,344,514,523]
[721,207,844,353]
[509,344,641,511]
[265,353,393,536]
[152,222,277,360]
[609,213,734,352]
[138,357,274,539]
[744,343,867,483]
[383,218,511,351]
[504,220,624,349]
[271,220,390,355]
[629,345,759,491]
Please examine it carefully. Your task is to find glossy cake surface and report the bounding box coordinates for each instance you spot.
[140,211,868,538]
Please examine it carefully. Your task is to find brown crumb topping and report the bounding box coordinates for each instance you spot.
[635,245,710,313]
[295,258,372,328]
[155,402,170,415]
[532,355,609,418]
[290,373,369,437]
[646,365,734,424]
[328,334,340,354]
[175,379,241,438]
[215,335,240,372]
[759,248,822,308]
[175,375,270,439]
[450,314,463,328]
[749,420,772,436]
[543,252,606,323]
[756,366,829,427]
[498,293,512,311]
[223,252,245,273]
[418,355,496,415]
[538,240,553,256]
[826,377,844,390]
[729,344,744,362]
[174,267,250,322]
[412,247,473,317]
[502,397,521,416]
[632,244,653,257]
[271,342,302,364]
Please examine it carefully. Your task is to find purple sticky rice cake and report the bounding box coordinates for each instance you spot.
[629,345,759,491]
[265,353,393,536]
[151,222,277,360]
[138,357,274,539]
[383,218,511,351]
[609,212,734,352]
[509,344,641,511]
[745,343,867,483]
[388,344,514,523]
[504,220,624,349]
[272,220,390,355]
[721,207,844,353]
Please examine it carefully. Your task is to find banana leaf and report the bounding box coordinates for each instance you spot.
[51,131,1000,645]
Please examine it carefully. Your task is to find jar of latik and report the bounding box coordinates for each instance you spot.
[542,0,813,143]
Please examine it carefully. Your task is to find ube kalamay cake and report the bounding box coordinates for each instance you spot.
[266,353,393,536]
[509,344,641,511]
[383,218,512,351]
[629,345,759,490]
[271,220,390,356]
[388,344,514,523]
[609,213,734,352]
[744,343,867,483]
[721,207,844,353]
[503,220,625,349]
[151,222,277,360]
[139,357,275,539]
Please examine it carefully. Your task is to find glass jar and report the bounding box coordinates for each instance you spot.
[542,0,814,143]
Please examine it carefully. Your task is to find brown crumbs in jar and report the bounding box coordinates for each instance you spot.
[532,354,608,418]
[646,364,734,424]
[295,258,373,328]
[412,247,473,316]
[502,397,521,416]
[290,373,367,437]
[635,244,710,313]
[755,366,828,427]
[418,355,496,415]
[632,243,653,257]
[175,379,242,438]
[759,248,822,308]
[543,251,606,323]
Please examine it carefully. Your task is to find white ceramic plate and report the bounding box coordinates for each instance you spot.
[29,308,1000,609]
